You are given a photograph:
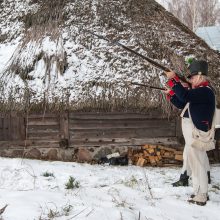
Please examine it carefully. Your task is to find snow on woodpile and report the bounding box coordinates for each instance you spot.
[0,0,219,112]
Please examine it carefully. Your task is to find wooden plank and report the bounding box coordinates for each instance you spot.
[24,140,60,148]
[27,130,59,135]
[9,115,19,140]
[69,119,175,129]
[19,117,26,140]
[70,126,176,133]
[157,145,177,152]
[60,112,69,140]
[163,152,174,158]
[0,118,3,129]
[69,112,172,120]
[3,117,10,141]
[69,127,176,139]
[174,150,183,155]
[27,125,59,133]
[149,156,157,165]
[27,120,59,126]
[0,141,27,148]
[27,114,58,119]
[175,154,183,161]
[27,132,60,140]
[136,158,145,166]
[8,114,25,140]
[27,125,60,130]
[0,118,3,141]
[69,137,180,147]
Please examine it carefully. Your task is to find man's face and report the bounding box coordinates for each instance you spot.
[189,75,201,88]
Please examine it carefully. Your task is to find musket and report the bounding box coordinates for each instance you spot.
[130,82,165,91]
[84,30,189,83]
[84,30,170,72]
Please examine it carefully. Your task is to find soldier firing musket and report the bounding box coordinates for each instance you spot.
[84,29,220,206]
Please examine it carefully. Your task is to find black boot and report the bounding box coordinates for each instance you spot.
[190,194,209,201]
[172,171,189,187]
[207,171,211,184]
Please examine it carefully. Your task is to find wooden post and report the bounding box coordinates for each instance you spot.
[9,112,26,140]
[59,111,69,148]
[0,118,3,141]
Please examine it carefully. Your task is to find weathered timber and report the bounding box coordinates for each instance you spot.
[69,112,169,120]
[69,137,180,147]
[69,127,176,139]
[129,144,183,167]
[60,112,69,140]
[0,112,219,163]
[24,140,60,148]
[0,117,10,141]
[27,132,60,140]
[27,120,59,126]
[27,114,60,118]
[27,124,60,130]
[0,114,25,141]
[69,119,175,129]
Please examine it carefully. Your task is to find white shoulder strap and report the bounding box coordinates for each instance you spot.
[180,102,190,118]
[214,108,220,128]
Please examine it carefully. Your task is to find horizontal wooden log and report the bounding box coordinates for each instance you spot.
[69,137,180,147]
[27,124,60,129]
[27,130,59,135]
[24,140,60,148]
[0,141,27,148]
[27,134,60,140]
[174,150,183,155]
[69,127,176,139]
[157,146,178,152]
[27,131,59,137]
[69,119,175,129]
[175,154,183,161]
[27,114,58,119]
[27,120,59,126]
[69,112,171,120]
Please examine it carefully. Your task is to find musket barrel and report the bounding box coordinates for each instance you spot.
[85,30,170,72]
[84,30,188,83]
[130,82,166,91]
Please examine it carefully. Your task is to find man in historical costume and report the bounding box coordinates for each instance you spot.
[164,60,215,205]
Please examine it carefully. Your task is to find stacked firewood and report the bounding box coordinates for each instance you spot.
[128,145,183,167]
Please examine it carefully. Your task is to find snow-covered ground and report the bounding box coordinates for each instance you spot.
[0,157,220,220]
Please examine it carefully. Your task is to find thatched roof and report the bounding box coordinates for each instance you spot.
[0,0,219,113]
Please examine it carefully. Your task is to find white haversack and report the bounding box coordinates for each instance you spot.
[215,108,220,129]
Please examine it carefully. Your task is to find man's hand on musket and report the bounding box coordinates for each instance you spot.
[164,71,176,79]
[163,71,176,95]
[163,87,172,94]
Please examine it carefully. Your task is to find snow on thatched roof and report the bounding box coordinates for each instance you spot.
[0,0,219,112]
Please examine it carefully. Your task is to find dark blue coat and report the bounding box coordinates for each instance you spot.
[169,81,215,132]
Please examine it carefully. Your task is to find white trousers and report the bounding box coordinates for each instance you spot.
[181,117,209,194]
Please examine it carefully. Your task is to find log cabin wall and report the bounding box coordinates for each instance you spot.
[68,112,180,148]
[0,112,219,163]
